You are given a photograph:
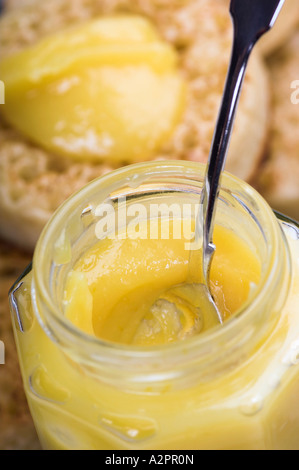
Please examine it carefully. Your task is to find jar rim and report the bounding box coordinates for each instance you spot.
[31,161,291,373]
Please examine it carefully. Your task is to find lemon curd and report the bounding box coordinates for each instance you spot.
[9,163,299,450]
[64,223,261,345]
[0,16,185,163]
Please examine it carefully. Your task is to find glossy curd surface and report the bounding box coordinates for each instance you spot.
[64,221,261,344]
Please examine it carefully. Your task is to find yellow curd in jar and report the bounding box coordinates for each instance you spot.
[64,221,261,344]
[0,15,185,163]
[9,163,299,450]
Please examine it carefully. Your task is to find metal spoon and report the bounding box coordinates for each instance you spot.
[135,0,285,342]
[189,0,285,326]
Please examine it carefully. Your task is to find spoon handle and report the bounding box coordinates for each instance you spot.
[200,0,285,278]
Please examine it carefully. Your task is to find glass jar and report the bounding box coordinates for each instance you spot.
[9,161,299,450]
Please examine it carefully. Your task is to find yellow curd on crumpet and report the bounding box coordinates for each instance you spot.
[0,16,186,163]
[9,163,299,450]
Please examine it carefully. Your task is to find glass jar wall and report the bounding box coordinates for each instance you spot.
[9,162,299,450]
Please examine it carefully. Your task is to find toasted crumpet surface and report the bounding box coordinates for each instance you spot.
[257,31,299,221]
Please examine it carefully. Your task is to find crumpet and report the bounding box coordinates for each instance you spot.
[0,0,270,250]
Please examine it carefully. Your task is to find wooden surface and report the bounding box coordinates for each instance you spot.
[0,239,40,450]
